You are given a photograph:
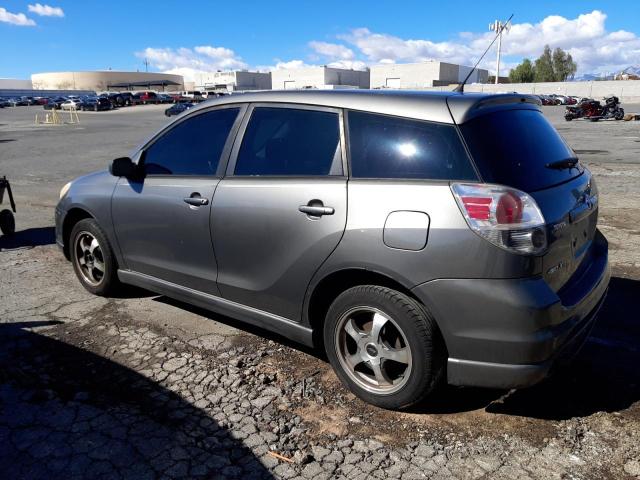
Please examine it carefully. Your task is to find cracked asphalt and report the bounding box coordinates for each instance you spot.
[1,104,639,479]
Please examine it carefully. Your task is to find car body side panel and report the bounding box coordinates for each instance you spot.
[213,178,347,321]
[111,176,221,296]
[310,181,541,298]
[55,170,123,264]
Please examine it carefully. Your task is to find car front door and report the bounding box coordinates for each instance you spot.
[212,104,348,320]
[112,105,245,295]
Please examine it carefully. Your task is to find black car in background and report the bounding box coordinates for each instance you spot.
[43,97,67,110]
[79,96,111,111]
[164,102,194,117]
[8,98,28,106]
[119,92,134,106]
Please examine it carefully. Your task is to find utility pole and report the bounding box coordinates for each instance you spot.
[489,19,511,84]
[144,58,149,72]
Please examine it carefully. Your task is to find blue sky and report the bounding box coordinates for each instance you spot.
[1,1,639,80]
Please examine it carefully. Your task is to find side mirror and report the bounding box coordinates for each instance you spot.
[109,157,139,178]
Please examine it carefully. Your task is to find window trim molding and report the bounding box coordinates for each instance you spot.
[225,102,347,179]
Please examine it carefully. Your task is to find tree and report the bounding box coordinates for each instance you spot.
[534,45,556,82]
[509,59,535,83]
[552,47,577,81]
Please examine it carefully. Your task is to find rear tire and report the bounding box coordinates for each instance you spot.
[0,209,15,236]
[323,285,445,410]
[70,218,120,296]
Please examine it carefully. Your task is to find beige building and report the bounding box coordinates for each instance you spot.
[370,61,488,89]
[271,66,370,90]
[30,71,184,92]
[188,70,272,93]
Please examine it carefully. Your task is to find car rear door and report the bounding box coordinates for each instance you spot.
[112,105,245,295]
[212,103,348,320]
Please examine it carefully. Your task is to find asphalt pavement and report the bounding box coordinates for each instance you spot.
[1,103,639,479]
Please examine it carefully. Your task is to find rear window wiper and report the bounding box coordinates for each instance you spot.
[545,158,579,170]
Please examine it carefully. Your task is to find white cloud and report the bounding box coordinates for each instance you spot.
[330,11,640,75]
[0,7,36,26]
[309,41,355,60]
[271,59,312,70]
[28,3,64,17]
[137,11,640,79]
[136,46,248,81]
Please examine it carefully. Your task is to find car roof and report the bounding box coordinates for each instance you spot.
[187,89,541,124]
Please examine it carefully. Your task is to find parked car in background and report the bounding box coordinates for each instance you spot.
[79,96,112,111]
[7,98,28,106]
[105,93,125,108]
[157,94,175,104]
[119,92,134,106]
[164,102,195,117]
[56,90,609,410]
[179,90,204,100]
[139,91,159,104]
[129,94,143,106]
[43,97,67,110]
[60,99,81,110]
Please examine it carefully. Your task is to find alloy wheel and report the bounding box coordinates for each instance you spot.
[335,306,412,394]
[74,231,105,286]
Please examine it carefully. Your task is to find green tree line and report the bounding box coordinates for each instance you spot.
[508,45,577,83]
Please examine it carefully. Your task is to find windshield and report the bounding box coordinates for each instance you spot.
[460,109,583,192]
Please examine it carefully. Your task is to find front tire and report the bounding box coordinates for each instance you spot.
[0,209,15,235]
[70,218,120,296]
[324,285,445,410]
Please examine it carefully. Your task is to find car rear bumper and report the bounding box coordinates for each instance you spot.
[411,229,610,389]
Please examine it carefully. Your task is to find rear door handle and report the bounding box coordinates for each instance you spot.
[298,205,334,216]
[183,193,209,206]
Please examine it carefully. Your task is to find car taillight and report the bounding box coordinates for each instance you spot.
[451,183,547,255]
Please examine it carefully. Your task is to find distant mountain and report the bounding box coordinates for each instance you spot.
[573,65,640,81]
[620,65,640,76]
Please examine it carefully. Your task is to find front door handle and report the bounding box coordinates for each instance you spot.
[298,205,334,216]
[183,193,209,207]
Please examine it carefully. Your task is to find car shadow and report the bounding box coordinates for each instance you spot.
[485,276,640,420]
[153,296,321,359]
[0,321,274,479]
[0,227,56,251]
[148,277,639,421]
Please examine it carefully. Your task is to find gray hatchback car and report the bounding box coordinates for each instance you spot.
[56,90,609,409]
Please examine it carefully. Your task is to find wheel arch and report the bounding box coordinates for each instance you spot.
[61,207,94,259]
[305,268,442,350]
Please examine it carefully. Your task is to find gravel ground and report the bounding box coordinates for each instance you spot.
[1,103,639,479]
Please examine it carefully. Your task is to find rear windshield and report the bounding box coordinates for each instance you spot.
[460,109,582,192]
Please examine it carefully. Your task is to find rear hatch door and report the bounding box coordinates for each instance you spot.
[458,107,599,292]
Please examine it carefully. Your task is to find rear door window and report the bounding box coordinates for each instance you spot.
[460,109,582,192]
[347,111,477,180]
[234,107,342,176]
[143,107,240,175]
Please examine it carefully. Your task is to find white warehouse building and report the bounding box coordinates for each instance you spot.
[271,66,370,90]
[189,70,272,93]
[370,61,489,89]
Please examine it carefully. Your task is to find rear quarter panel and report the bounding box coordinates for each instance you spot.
[310,180,542,301]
